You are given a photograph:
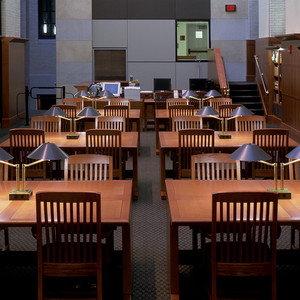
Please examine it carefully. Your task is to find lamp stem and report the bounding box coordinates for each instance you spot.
[22,159,47,191]
[280,163,284,190]
[274,163,278,191]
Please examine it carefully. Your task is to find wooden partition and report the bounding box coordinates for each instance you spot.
[1,37,28,128]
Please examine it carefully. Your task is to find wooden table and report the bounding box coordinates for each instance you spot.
[0,180,132,299]
[0,131,139,200]
[159,131,299,199]
[166,179,300,300]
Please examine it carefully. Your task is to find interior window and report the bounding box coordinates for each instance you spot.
[176,20,210,61]
[38,0,56,39]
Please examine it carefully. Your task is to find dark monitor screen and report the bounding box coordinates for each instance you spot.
[153,78,171,92]
[189,78,207,91]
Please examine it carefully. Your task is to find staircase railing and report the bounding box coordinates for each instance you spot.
[254,55,269,95]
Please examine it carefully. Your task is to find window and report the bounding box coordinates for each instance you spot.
[176,21,210,61]
[38,0,56,39]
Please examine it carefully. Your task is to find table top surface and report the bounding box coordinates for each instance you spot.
[159,131,299,149]
[0,131,139,149]
[0,180,132,226]
[166,179,300,225]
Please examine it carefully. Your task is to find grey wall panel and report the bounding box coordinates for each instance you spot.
[128,62,176,91]
[211,19,248,40]
[175,0,210,19]
[175,62,208,90]
[211,40,246,62]
[56,20,92,41]
[57,62,93,84]
[127,0,175,19]
[224,62,246,81]
[92,0,128,19]
[93,20,128,47]
[128,20,175,62]
[211,0,248,19]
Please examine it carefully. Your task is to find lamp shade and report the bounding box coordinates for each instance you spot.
[286,145,300,159]
[77,106,101,117]
[88,84,100,97]
[74,90,89,98]
[196,106,219,116]
[44,106,67,117]
[204,90,222,98]
[97,90,115,98]
[27,143,69,160]
[230,105,254,117]
[0,147,13,161]
[229,143,271,162]
[182,90,199,99]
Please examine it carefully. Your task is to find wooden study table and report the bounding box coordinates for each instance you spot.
[0,131,139,200]
[159,131,299,199]
[0,180,132,299]
[166,179,300,300]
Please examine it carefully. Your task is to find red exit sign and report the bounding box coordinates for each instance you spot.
[225,5,236,12]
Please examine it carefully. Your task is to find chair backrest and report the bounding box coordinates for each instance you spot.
[167,98,189,108]
[207,98,232,112]
[178,128,215,178]
[96,116,125,132]
[188,97,202,110]
[252,128,289,178]
[31,116,61,132]
[218,104,242,118]
[109,98,131,109]
[64,154,113,181]
[52,104,76,132]
[154,91,173,109]
[0,163,9,181]
[211,191,278,299]
[172,116,203,132]
[86,129,122,179]
[36,191,102,300]
[191,153,241,180]
[169,105,194,130]
[235,115,266,131]
[62,98,84,110]
[9,128,46,179]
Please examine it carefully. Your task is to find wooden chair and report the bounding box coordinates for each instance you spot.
[188,96,202,110]
[64,154,113,181]
[207,97,232,112]
[172,116,203,132]
[206,191,278,300]
[36,191,103,300]
[86,129,122,179]
[166,98,189,108]
[109,98,131,109]
[154,91,173,110]
[252,128,289,179]
[235,115,266,131]
[9,128,46,179]
[191,153,241,180]
[52,104,76,132]
[31,116,61,132]
[62,97,84,110]
[218,104,241,131]
[96,116,125,132]
[104,105,129,131]
[169,104,194,131]
[178,129,215,178]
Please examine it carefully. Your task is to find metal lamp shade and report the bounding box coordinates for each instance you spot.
[286,145,300,159]
[27,143,69,160]
[0,147,13,161]
[196,106,219,116]
[204,90,222,98]
[74,90,89,98]
[44,106,67,117]
[230,105,254,117]
[97,90,115,98]
[182,90,199,99]
[77,106,101,117]
[229,143,272,162]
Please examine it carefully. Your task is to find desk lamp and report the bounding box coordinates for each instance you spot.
[278,145,300,199]
[0,147,21,200]
[74,90,89,98]
[229,143,279,192]
[18,143,69,200]
[204,90,222,98]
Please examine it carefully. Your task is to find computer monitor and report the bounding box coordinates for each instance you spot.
[102,82,121,97]
[153,78,172,92]
[189,78,207,91]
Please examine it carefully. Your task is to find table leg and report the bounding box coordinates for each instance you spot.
[132,148,138,200]
[122,223,132,298]
[160,148,167,200]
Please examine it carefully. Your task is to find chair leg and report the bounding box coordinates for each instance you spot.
[1,227,9,251]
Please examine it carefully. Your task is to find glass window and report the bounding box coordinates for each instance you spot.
[176,21,210,61]
[38,0,56,39]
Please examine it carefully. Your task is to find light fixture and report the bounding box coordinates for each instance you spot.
[182,90,199,99]
[229,143,279,192]
[0,147,21,200]
[74,90,89,98]
[204,90,222,98]
[278,145,300,199]
[18,143,69,200]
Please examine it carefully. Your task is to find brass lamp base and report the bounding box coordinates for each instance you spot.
[267,188,291,199]
[66,133,80,140]
[9,189,33,200]
[218,133,232,139]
